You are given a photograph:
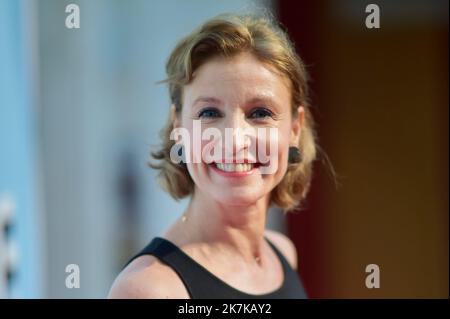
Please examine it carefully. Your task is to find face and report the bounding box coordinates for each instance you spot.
[173,52,304,207]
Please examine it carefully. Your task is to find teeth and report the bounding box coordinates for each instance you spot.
[215,163,254,172]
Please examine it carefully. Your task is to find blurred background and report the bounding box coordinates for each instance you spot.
[0,0,447,298]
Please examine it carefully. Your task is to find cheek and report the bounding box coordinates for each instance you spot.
[200,136,220,163]
[256,127,290,176]
[277,129,291,175]
[277,125,292,158]
[185,132,221,186]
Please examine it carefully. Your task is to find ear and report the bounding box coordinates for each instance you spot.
[290,106,305,145]
[171,104,180,129]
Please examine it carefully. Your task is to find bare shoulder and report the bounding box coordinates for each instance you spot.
[107,255,190,299]
[264,229,298,270]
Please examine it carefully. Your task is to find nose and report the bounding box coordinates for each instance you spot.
[222,111,253,159]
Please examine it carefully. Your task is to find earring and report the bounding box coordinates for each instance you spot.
[288,146,302,164]
[176,144,187,167]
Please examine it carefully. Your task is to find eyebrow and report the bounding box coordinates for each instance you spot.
[192,96,223,106]
[245,96,279,108]
[191,95,279,108]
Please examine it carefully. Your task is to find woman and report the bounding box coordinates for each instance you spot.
[109,13,318,299]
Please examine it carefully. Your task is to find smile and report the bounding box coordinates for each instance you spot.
[214,163,255,172]
[209,161,263,177]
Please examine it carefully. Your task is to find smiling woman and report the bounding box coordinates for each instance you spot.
[108,13,318,299]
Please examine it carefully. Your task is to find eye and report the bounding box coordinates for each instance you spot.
[198,107,221,119]
[248,107,274,119]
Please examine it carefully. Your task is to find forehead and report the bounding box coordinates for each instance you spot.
[183,52,291,105]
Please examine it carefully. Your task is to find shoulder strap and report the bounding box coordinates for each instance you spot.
[264,237,309,298]
[263,236,295,272]
[125,237,222,298]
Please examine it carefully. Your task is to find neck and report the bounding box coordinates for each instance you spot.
[177,188,270,263]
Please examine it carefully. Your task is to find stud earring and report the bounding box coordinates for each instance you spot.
[175,144,187,167]
[288,146,302,164]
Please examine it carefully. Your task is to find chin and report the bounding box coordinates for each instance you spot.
[212,189,266,207]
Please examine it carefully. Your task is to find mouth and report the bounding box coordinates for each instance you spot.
[214,162,260,172]
[209,161,263,177]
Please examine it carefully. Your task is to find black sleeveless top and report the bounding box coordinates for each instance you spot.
[126,237,308,299]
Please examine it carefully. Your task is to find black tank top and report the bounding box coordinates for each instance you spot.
[126,236,308,299]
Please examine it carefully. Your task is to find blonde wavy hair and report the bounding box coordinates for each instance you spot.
[150,13,322,212]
